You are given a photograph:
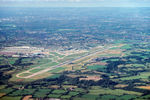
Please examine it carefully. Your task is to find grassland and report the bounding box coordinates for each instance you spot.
[121,72,150,80]
[0,86,141,100]
[89,86,142,96]
[52,90,67,94]
[50,52,65,58]
[100,94,137,100]
[47,94,61,98]
[1,43,150,100]
[0,85,6,90]
[7,58,18,65]
[33,89,51,98]
[87,65,106,70]
[0,96,22,100]
[9,89,35,96]
[0,88,14,94]
[120,44,132,49]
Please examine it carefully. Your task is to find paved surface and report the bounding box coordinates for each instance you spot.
[16,46,114,78]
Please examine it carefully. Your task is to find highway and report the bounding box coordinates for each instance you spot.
[16,46,114,78]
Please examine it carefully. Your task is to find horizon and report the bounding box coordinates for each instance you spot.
[0,0,150,7]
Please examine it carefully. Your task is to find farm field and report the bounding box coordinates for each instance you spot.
[1,42,150,100]
[0,7,150,100]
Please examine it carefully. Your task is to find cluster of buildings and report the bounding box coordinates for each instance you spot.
[0,46,49,57]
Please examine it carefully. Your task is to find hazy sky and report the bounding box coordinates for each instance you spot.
[0,0,150,7]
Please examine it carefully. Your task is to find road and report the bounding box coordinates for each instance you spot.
[16,46,114,78]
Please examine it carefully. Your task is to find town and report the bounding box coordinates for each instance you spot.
[0,46,49,57]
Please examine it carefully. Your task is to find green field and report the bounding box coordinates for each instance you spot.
[52,89,67,94]
[8,58,18,65]
[48,67,65,73]
[100,94,137,100]
[89,86,142,96]
[0,88,14,94]
[121,72,150,80]
[18,73,32,77]
[33,89,51,98]
[1,43,150,100]
[68,91,79,96]
[81,94,99,100]
[0,96,21,100]
[61,95,71,99]
[50,52,64,58]
[29,68,45,73]
[49,74,61,78]
[87,65,106,70]
[8,89,35,96]
[0,85,6,90]
[47,94,61,98]
[120,44,132,49]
